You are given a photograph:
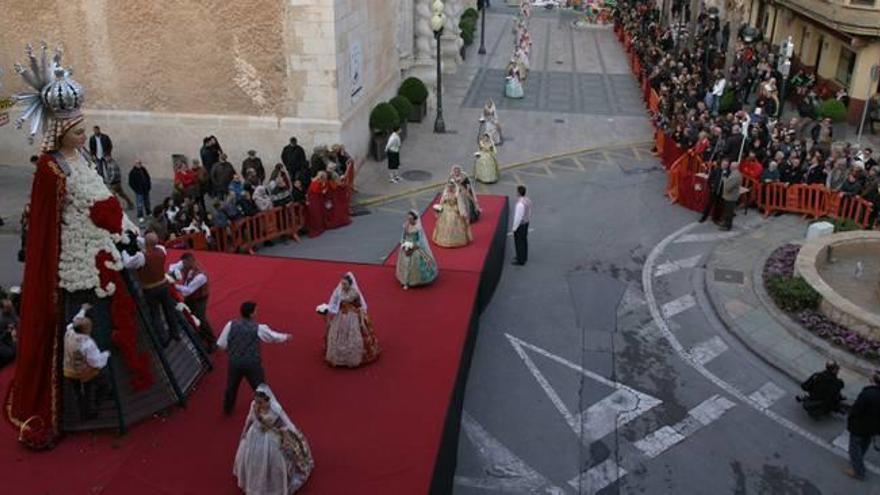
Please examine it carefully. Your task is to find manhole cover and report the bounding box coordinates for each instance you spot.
[714,269,744,284]
[402,170,433,181]
[554,118,566,124]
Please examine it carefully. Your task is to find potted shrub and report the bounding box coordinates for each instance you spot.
[398,77,429,123]
[459,12,477,58]
[369,102,401,161]
[389,96,414,141]
[818,98,847,122]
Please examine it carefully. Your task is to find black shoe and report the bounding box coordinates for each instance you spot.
[511,260,525,266]
[698,217,707,223]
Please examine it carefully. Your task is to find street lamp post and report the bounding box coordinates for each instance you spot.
[478,0,487,55]
[432,0,446,134]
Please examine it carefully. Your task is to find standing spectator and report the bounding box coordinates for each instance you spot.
[241,150,265,184]
[720,162,743,231]
[385,126,402,183]
[0,298,18,368]
[169,252,216,352]
[217,301,291,414]
[18,201,30,263]
[827,159,848,191]
[281,137,308,182]
[191,159,209,210]
[210,154,236,199]
[700,159,728,223]
[88,126,113,177]
[173,161,198,201]
[200,135,223,175]
[811,118,834,155]
[511,185,532,266]
[102,154,134,210]
[132,232,183,346]
[330,144,352,176]
[845,371,880,480]
[863,148,877,171]
[229,174,246,201]
[253,184,273,211]
[128,160,152,222]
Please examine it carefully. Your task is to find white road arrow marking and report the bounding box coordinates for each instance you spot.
[654,254,702,277]
[506,334,662,442]
[454,411,565,493]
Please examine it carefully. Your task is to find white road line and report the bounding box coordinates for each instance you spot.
[748,382,786,410]
[661,294,696,319]
[654,254,702,277]
[634,395,735,458]
[567,458,626,493]
[643,221,880,474]
[688,336,728,365]
[454,411,565,492]
[673,231,739,244]
[506,334,662,441]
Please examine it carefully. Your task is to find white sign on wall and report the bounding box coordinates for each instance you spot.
[350,42,364,103]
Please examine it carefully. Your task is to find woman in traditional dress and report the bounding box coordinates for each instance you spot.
[233,385,314,495]
[505,63,525,99]
[432,182,473,248]
[322,273,380,367]
[449,165,481,222]
[473,133,500,184]
[479,99,503,146]
[515,46,530,81]
[395,210,438,289]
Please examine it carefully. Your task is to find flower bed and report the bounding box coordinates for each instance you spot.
[763,244,880,362]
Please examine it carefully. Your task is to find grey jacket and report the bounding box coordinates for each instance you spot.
[722,170,743,202]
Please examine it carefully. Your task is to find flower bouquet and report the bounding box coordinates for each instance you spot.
[315,303,330,315]
[401,240,415,255]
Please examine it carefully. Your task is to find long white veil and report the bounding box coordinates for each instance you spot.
[327,271,368,314]
[404,209,434,259]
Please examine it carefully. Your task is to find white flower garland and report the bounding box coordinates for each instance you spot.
[58,152,127,297]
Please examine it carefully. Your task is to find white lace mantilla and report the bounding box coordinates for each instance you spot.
[58,152,127,297]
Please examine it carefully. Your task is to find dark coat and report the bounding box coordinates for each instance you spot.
[128,166,152,195]
[801,370,844,405]
[281,144,308,178]
[848,385,880,437]
[88,133,113,158]
[723,134,744,161]
[241,157,265,184]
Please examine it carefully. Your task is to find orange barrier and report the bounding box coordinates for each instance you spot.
[648,89,659,115]
[164,202,307,253]
[828,193,874,228]
[741,175,760,206]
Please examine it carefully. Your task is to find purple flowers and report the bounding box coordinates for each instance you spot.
[763,244,800,279]
[798,309,880,361]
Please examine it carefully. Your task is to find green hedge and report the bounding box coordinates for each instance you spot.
[766,275,821,312]
[818,98,848,122]
[398,77,429,106]
[389,96,414,123]
[462,8,479,20]
[369,102,401,135]
[460,16,476,45]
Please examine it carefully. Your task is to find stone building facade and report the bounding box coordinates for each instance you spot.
[0,0,476,178]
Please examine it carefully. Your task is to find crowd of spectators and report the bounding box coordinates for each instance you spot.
[616,1,880,227]
[77,130,355,245]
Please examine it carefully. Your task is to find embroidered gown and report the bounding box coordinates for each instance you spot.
[325,288,380,367]
[234,403,314,494]
[395,224,438,288]
[474,137,500,184]
[432,192,472,248]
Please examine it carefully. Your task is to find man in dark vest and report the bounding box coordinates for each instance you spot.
[216,301,291,414]
[169,252,215,352]
[133,232,182,346]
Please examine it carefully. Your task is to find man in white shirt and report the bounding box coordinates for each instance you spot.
[511,185,532,266]
[63,303,112,420]
[710,74,726,115]
[217,301,291,414]
[168,252,215,351]
[385,126,402,183]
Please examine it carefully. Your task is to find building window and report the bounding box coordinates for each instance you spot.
[850,0,876,7]
[836,47,856,87]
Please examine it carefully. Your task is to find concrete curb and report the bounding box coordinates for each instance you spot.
[353,139,653,207]
[703,231,874,388]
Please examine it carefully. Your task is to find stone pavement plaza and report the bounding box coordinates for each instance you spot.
[353,10,654,203]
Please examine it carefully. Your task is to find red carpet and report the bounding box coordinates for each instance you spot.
[0,195,507,495]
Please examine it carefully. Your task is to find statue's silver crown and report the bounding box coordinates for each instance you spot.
[12,43,85,141]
